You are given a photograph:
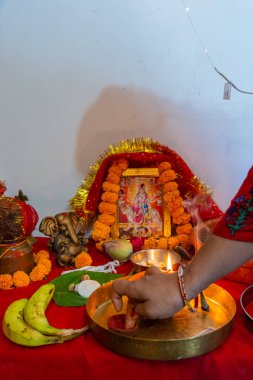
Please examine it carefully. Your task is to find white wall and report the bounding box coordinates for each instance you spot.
[1,0,253,235]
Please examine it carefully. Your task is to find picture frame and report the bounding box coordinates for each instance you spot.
[112,168,171,239]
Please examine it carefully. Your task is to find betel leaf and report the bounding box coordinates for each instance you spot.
[50,270,123,307]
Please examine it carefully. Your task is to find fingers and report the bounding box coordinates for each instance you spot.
[145,266,162,276]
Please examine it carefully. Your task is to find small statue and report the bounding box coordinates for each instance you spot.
[39,212,89,266]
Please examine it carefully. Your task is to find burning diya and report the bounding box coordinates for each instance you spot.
[130,249,181,273]
[86,272,236,360]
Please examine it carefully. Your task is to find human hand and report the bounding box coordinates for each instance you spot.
[111,266,184,319]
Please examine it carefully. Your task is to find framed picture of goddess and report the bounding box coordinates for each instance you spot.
[115,168,171,239]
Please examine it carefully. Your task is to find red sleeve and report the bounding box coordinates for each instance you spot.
[213,166,253,242]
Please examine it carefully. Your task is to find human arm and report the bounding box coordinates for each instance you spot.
[111,234,253,319]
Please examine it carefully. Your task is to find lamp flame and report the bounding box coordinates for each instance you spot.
[166,255,172,271]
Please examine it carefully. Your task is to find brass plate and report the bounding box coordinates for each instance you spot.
[86,273,236,360]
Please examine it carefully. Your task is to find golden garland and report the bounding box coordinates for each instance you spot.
[91,159,193,252]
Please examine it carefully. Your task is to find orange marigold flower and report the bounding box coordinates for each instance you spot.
[163,181,178,193]
[91,229,110,241]
[171,206,185,219]
[108,165,123,177]
[106,172,120,184]
[158,161,172,174]
[13,271,30,287]
[98,202,117,215]
[159,169,176,183]
[0,274,13,290]
[176,223,193,235]
[167,236,180,249]
[116,159,129,171]
[74,252,92,269]
[102,181,120,193]
[98,214,116,225]
[101,191,118,203]
[93,221,111,234]
[163,190,180,203]
[156,237,168,249]
[144,237,157,249]
[177,233,191,244]
[166,196,183,212]
[34,249,50,264]
[173,212,191,225]
[29,265,47,282]
[37,258,52,275]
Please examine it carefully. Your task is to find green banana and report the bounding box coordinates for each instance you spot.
[2,298,62,347]
[23,283,88,338]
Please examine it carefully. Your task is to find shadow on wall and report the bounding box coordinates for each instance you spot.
[75,86,192,176]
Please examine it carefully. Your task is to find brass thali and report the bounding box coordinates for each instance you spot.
[86,273,236,360]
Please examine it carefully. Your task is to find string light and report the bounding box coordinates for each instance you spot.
[179,0,253,97]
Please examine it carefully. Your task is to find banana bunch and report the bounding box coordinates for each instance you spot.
[2,283,88,347]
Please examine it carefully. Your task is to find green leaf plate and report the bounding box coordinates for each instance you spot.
[50,270,123,307]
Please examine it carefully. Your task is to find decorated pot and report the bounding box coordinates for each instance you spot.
[0,236,35,275]
[0,196,38,242]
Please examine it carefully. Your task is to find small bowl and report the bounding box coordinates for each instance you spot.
[130,249,181,273]
[240,284,253,333]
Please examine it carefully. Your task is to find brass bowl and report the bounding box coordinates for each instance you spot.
[240,285,253,333]
[86,272,236,360]
[130,249,181,272]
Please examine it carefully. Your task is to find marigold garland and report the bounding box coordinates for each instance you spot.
[0,249,52,290]
[91,159,129,242]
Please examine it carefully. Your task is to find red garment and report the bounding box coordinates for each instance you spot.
[213,166,253,242]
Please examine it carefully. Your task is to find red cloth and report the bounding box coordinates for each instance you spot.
[213,166,253,242]
[1,238,253,380]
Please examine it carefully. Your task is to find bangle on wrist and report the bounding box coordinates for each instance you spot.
[177,265,197,313]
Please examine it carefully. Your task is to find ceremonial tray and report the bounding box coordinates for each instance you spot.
[86,273,236,360]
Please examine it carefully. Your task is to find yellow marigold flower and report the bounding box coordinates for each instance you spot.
[156,237,168,249]
[176,223,193,235]
[74,252,92,269]
[163,190,180,203]
[13,271,30,288]
[171,207,185,219]
[159,169,176,183]
[168,236,180,249]
[0,274,13,290]
[102,181,120,193]
[163,181,178,193]
[101,191,118,203]
[158,161,172,174]
[106,172,120,184]
[98,214,116,226]
[116,159,129,171]
[108,165,123,177]
[98,202,117,215]
[34,249,50,264]
[29,265,47,282]
[37,258,52,275]
[173,212,191,225]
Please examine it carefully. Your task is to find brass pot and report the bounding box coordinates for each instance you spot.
[0,236,35,275]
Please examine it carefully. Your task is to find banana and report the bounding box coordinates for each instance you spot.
[2,298,62,347]
[23,283,88,338]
